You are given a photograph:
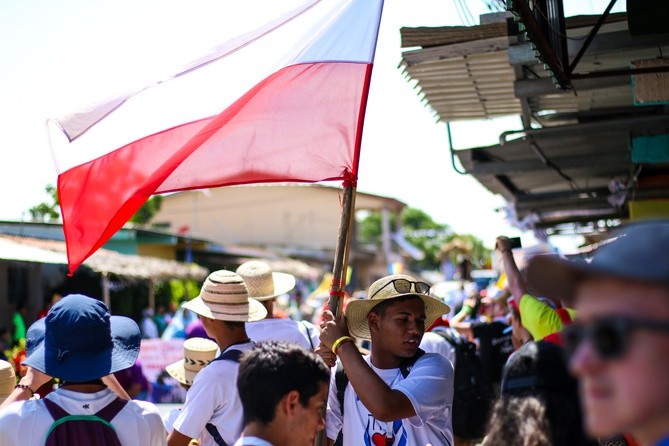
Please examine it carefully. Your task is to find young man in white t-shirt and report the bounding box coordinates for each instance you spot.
[234,341,330,446]
[238,261,320,351]
[168,270,267,446]
[319,274,455,446]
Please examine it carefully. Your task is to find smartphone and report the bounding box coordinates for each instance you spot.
[508,237,522,249]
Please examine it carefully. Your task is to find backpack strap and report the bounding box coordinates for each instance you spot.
[334,362,348,417]
[300,320,315,351]
[95,398,127,422]
[205,423,229,446]
[399,348,425,378]
[204,348,246,446]
[211,348,244,363]
[43,398,69,421]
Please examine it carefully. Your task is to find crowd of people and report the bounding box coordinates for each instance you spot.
[0,220,669,446]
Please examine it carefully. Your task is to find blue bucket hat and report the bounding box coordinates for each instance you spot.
[25,318,45,357]
[23,294,141,382]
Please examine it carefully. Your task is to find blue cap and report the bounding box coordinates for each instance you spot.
[527,220,669,302]
[23,294,140,382]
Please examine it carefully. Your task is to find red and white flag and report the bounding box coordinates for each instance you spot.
[50,0,384,274]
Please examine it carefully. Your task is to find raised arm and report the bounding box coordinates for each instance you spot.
[496,236,528,305]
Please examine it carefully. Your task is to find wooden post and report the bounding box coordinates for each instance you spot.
[316,185,357,446]
[327,185,357,317]
[101,271,111,310]
[148,279,156,311]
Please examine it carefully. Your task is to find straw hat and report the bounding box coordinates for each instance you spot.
[166,337,219,386]
[346,274,450,340]
[236,261,296,302]
[0,360,16,404]
[183,270,267,322]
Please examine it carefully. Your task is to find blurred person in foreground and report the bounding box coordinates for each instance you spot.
[484,341,594,446]
[235,341,329,446]
[319,274,454,446]
[527,220,669,446]
[0,294,165,445]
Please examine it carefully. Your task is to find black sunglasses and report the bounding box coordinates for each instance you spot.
[563,316,669,361]
[369,278,430,299]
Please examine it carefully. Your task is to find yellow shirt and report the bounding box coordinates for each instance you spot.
[519,295,577,341]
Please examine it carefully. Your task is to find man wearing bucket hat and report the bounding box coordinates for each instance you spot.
[526,220,669,446]
[168,270,267,446]
[237,261,320,351]
[319,274,454,446]
[0,294,166,446]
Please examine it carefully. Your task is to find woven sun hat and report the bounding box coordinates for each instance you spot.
[346,274,451,340]
[183,270,267,322]
[235,260,296,302]
[165,337,219,386]
[0,359,15,404]
[22,294,141,382]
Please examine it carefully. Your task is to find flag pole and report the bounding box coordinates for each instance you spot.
[327,184,357,317]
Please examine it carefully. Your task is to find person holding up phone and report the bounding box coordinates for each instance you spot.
[496,236,576,345]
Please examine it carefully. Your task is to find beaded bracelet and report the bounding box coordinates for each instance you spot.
[331,336,353,354]
[15,384,34,397]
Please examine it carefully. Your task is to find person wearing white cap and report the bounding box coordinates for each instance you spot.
[168,270,267,446]
[237,261,320,351]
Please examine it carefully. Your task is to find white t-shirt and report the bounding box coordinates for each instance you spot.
[0,387,166,446]
[420,332,456,367]
[172,341,255,446]
[233,436,274,446]
[246,318,320,351]
[326,353,454,446]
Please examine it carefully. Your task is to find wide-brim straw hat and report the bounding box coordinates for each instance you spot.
[23,294,140,382]
[0,360,15,404]
[236,260,296,302]
[346,274,451,340]
[165,337,218,386]
[183,270,267,322]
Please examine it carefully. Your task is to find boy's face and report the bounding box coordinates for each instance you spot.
[369,297,426,359]
[570,277,669,440]
[292,383,327,446]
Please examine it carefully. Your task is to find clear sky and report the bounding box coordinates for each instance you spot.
[0,0,625,250]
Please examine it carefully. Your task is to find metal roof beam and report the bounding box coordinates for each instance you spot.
[470,152,629,175]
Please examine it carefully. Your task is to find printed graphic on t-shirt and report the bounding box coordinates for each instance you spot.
[358,398,408,446]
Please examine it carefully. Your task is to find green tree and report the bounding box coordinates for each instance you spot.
[129,195,164,225]
[28,184,60,222]
[358,207,490,271]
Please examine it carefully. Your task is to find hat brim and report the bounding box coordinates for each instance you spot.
[26,318,45,357]
[250,272,296,301]
[346,294,450,340]
[527,254,627,304]
[165,359,189,385]
[183,296,267,322]
[23,315,140,382]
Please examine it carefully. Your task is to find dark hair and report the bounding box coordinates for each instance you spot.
[485,342,595,446]
[222,320,245,330]
[369,295,423,317]
[237,341,330,425]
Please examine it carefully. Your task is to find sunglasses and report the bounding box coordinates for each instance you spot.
[563,316,669,361]
[369,278,430,299]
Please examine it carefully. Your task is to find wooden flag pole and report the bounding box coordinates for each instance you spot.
[315,183,357,446]
[327,184,357,317]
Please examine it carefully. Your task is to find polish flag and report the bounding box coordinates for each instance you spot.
[50,0,384,274]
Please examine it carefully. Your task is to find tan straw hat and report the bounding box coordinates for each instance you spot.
[165,337,219,386]
[346,274,451,340]
[183,270,267,322]
[236,261,296,302]
[0,360,16,404]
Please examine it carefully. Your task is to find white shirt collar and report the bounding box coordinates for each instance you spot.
[234,436,273,446]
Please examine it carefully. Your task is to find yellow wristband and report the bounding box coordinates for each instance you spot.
[331,336,353,354]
